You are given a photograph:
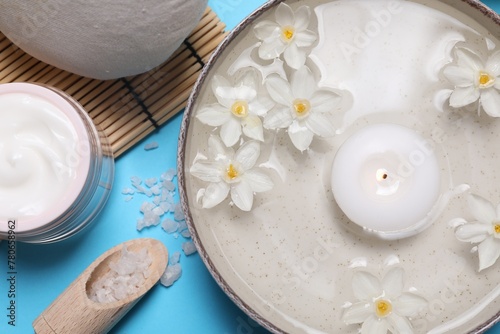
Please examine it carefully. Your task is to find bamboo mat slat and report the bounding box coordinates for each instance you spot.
[0,7,227,157]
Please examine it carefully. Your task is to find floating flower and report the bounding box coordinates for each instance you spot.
[264,66,340,151]
[453,194,500,271]
[254,3,317,69]
[190,135,273,211]
[443,47,500,117]
[196,71,274,147]
[342,267,427,334]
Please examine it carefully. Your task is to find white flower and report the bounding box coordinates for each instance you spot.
[189,135,273,211]
[254,3,317,69]
[342,267,427,334]
[264,66,340,151]
[196,71,274,147]
[454,194,500,271]
[443,47,500,117]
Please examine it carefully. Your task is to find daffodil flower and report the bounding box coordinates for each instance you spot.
[342,267,427,334]
[453,194,500,271]
[254,3,317,69]
[196,71,274,147]
[190,135,273,211]
[443,47,500,117]
[264,65,340,151]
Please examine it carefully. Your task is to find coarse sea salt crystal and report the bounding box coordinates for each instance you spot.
[160,262,182,287]
[182,241,197,256]
[169,251,181,265]
[180,229,191,238]
[161,168,176,181]
[130,176,142,186]
[150,185,161,196]
[121,187,135,195]
[89,246,152,303]
[162,179,176,192]
[161,218,178,234]
[140,201,156,214]
[144,178,158,188]
[144,141,159,151]
[173,203,185,221]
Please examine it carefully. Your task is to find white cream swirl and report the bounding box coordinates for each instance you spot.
[0,90,89,225]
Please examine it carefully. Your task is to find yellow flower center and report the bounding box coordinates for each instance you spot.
[479,72,495,88]
[375,299,393,318]
[281,26,295,43]
[231,101,249,118]
[494,224,500,234]
[226,164,239,180]
[293,98,311,117]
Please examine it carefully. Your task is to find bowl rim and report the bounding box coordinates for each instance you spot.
[177,1,500,333]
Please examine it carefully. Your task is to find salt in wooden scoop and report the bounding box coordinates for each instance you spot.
[33,238,168,334]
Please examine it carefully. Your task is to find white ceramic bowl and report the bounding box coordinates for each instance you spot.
[179,1,500,333]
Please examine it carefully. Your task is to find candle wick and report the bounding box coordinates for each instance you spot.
[382,174,388,180]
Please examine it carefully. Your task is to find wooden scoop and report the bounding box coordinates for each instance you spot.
[33,238,168,334]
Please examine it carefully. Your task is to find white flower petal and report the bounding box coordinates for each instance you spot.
[449,86,480,107]
[293,6,311,31]
[480,88,500,117]
[455,223,491,243]
[238,70,260,92]
[190,161,222,182]
[208,135,232,161]
[264,108,293,129]
[231,180,254,211]
[387,313,413,334]
[242,115,264,141]
[295,30,317,48]
[393,293,427,317]
[259,39,287,60]
[196,105,230,126]
[211,75,233,108]
[495,80,500,90]
[478,237,500,271]
[310,90,341,113]
[443,65,475,87]
[305,113,335,137]
[382,267,404,299]
[235,140,260,170]
[468,194,497,225]
[275,3,294,27]
[265,75,294,106]
[220,118,242,147]
[288,121,314,152]
[361,316,388,334]
[352,271,382,301]
[284,42,306,70]
[291,66,316,100]
[202,182,230,209]
[486,50,500,77]
[228,42,261,76]
[243,169,274,193]
[342,302,372,325]
[456,47,483,72]
[254,21,280,41]
[249,95,275,116]
[216,86,256,102]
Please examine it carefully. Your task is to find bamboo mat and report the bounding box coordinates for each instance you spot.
[0,8,227,157]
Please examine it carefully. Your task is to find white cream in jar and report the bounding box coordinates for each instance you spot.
[0,83,113,242]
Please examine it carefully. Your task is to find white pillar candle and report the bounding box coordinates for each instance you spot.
[331,124,441,239]
[0,83,114,243]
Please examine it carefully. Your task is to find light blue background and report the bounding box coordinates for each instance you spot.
[0,0,499,333]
